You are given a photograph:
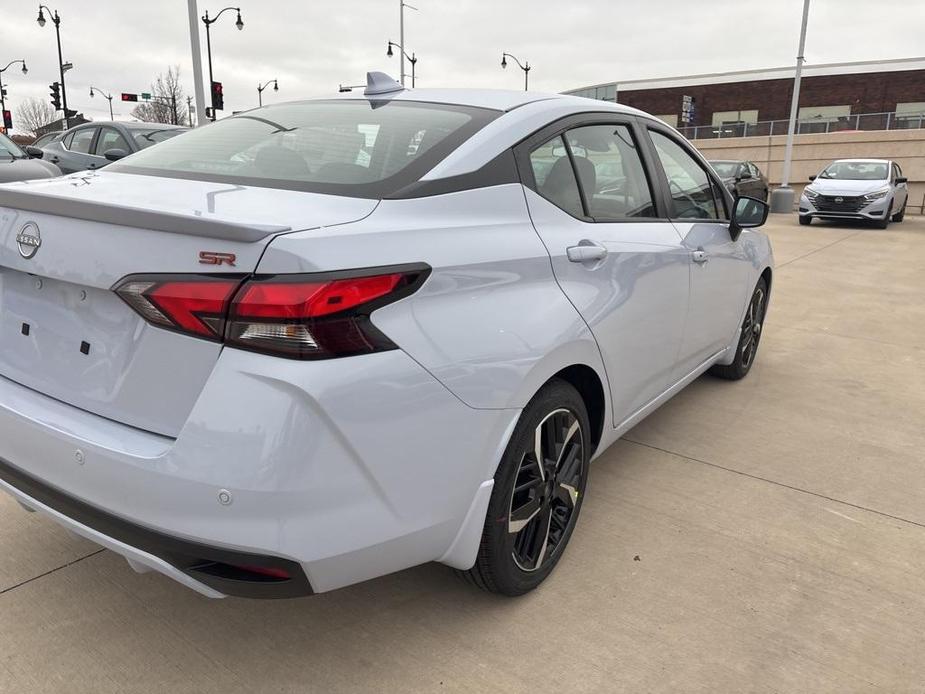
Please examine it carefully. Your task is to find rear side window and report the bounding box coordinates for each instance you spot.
[529,135,584,218]
[69,128,96,154]
[110,101,499,198]
[564,124,656,219]
[648,130,720,220]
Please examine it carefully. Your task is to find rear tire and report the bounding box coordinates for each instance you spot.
[460,379,590,596]
[710,277,769,381]
[799,215,812,226]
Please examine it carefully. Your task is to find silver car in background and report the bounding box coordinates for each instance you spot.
[800,159,908,228]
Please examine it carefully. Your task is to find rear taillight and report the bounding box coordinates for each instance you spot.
[114,265,429,359]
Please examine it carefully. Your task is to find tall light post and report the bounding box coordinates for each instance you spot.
[37,5,72,127]
[88,86,114,120]
[0,60,28,123]
[387,42,417,87]
[257,79,278,107]
[770,0,811,214]
[398,0,418,87]
[501,53,530,91]
[201,6,243,121]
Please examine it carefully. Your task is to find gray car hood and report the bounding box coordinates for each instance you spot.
[0,157,61,183]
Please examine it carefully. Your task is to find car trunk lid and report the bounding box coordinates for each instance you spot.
[0,172,377,437]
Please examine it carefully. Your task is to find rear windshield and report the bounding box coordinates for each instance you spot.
[132,128,187,150]
[110,100,499,197]
[819,162,888,180]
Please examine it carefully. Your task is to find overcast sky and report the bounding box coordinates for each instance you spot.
[1,0,923,130]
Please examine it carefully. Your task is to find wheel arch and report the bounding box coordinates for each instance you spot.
[549,364,606,456]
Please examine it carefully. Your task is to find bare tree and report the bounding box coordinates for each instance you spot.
[15,98,57,136]
[131,66,188,126]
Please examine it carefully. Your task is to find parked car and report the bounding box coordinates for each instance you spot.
[800,159,908,228]
[0,131,61,183]
[0,74,773,600]
[40,121,188,174]
[708,160,769,201]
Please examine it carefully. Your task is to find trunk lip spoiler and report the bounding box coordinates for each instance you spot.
[0,188,291,243]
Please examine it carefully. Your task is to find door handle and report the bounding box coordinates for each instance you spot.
[691,250,709,264]
[567,241,608,263]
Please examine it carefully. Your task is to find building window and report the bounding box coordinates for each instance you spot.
[711,109,759,137]
[654,114,678,127]
[895,102,925,128]
[797,105,851,133]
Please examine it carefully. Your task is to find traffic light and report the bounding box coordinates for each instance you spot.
[49,82,61,110]
[211,81,224,111]
[2,110,12,130]
[121,93,138,102]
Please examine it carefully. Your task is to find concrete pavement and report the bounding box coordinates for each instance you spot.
[2,214,924,693]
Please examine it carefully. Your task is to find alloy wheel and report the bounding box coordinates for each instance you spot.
[740,285,765,369]
[508,408,585,572]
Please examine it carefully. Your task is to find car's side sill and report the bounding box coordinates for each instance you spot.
[610,349,726,441]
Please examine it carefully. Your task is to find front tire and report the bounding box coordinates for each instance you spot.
[892,203,906,223]
[710,277,769,381]
[461,379,591,596]
[799,215,812,226]
[876,202,892,229]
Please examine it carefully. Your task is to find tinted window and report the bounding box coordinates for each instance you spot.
[564,124,656,219]
[709,161,738,178]
[69,128,96,154]
[96,127,131,155]
[110,101,498,197]
[529,135,584,218]
[649,130,720,220]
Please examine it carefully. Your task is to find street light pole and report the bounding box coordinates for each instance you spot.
[88,86,114,120]
[398,1,418,87]
[501,53,530,91]
[188,0,207,127]
[387,42,417,87]
[201,6,243,121]
[770,0,811,214]
[0,60,28,122]
[37,6,71,128]
[257,79,278,107]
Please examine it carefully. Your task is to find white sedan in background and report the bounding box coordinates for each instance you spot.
[800,158,908,228]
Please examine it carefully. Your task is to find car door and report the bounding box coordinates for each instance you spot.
[644,126,751,378]
[94,126,132,169]
[54,126,99,173]
[892,162,908,210]
[517,115,690,426]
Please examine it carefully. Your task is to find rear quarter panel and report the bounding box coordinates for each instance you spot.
[257,183,610,415]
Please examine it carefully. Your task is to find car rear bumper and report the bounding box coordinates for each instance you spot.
[0,348,518,597]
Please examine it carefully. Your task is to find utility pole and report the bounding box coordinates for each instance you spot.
[770,0,811,213]
[398,1,418,87]
[187,0,207,126]
[187,96,194,126]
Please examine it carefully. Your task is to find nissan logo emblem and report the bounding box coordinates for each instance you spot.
[16,222,41,259]
[834,197,844,203]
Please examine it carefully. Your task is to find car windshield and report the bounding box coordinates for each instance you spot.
[131,128,187,150]
[110,100,499,197]
[819,162,888,180]
[709,162,739,178]
[0,132,25,160]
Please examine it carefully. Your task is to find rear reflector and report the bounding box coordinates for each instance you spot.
[114,265,429,359]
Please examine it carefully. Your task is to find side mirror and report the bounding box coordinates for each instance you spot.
[24,146,44,159]
[735,171,748,181]
[729,196,769,241]
[103,148,128,162]
[808,175,816,182]
[896,176,908,185]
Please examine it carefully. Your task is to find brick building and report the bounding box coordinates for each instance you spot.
[565,58,925,138]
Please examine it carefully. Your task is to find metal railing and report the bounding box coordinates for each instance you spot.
[678,112,925,140]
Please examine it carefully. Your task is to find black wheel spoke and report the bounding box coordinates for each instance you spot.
[509,407,586,573]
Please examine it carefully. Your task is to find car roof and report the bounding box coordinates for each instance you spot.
[832,158,890,164]
[708,159,745,164]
